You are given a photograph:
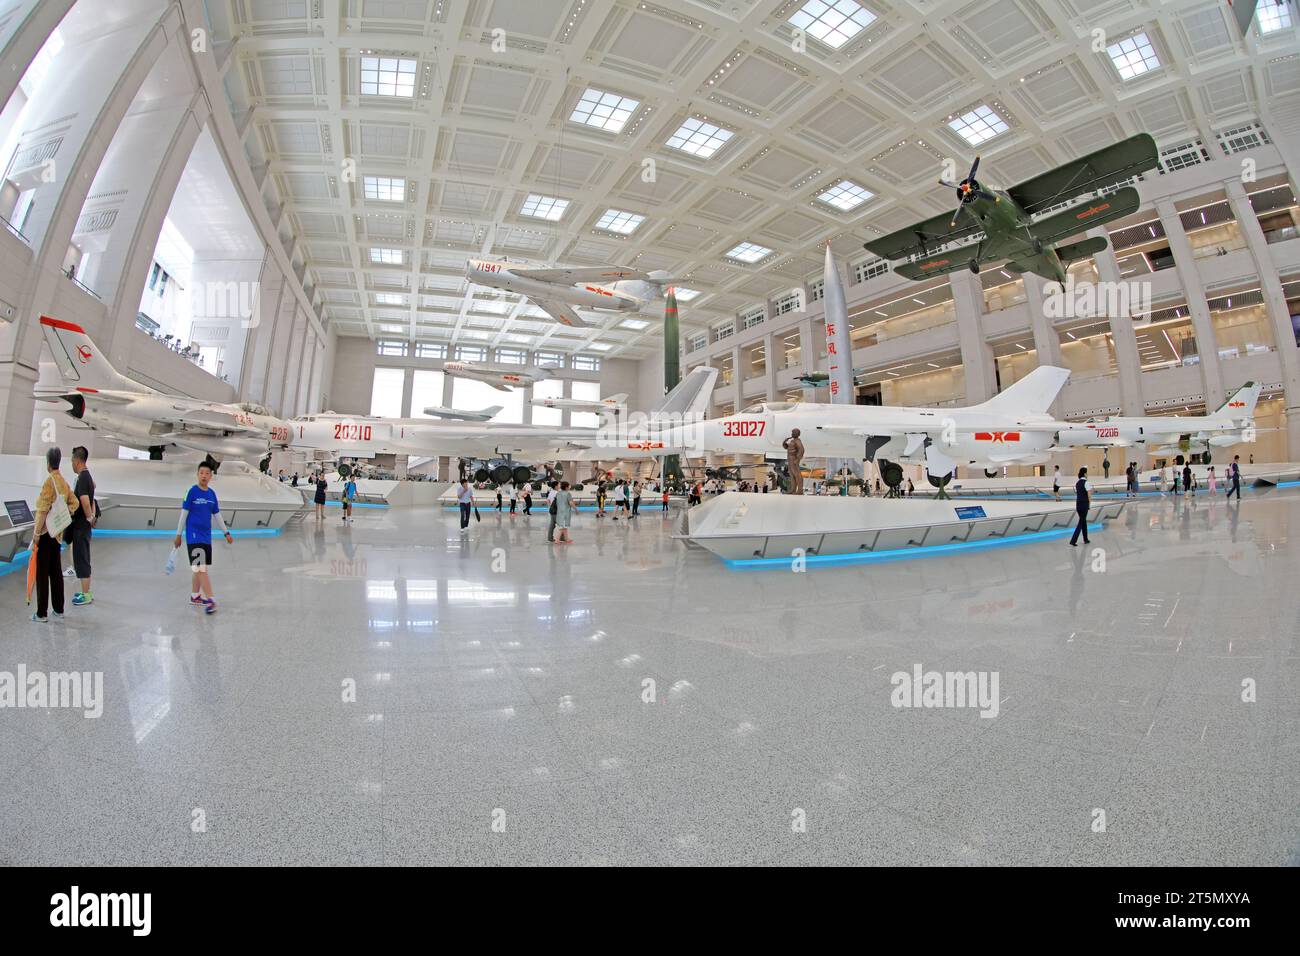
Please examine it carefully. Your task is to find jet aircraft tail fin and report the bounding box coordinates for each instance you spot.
[651,366,718,420]
[1214,381,1261,420]
[39,315,143,393]
[975,365,1070,416]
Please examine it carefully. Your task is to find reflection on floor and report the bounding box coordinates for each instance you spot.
[1,488,1296,865]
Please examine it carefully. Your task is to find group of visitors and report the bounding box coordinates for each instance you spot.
[29,448,233,620]
[28,446,96,622]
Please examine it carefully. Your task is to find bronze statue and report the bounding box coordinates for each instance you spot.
[782,428,805,495]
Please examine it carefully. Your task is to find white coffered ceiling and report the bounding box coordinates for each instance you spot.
[215,0,1300,359]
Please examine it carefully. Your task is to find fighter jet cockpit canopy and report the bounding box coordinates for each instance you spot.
[237,402,271,417]
[740,401,799,414]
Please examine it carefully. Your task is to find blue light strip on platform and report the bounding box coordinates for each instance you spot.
[323,500,387,509]
[724,522,1103,570]
[93,528,282,538]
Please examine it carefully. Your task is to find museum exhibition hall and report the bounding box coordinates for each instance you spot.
[0,0,1297,885]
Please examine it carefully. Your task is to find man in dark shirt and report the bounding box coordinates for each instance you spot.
[1069,467,1092,547]
[69,446,97,606]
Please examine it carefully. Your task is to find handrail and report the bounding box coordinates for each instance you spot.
[1,214,29,243]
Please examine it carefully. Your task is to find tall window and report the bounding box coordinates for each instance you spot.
[571,354,600,372]
[409,369,446,418]
[370,367,405,418]
[531,379,563,426]
[453,377,523,423]
[571,380,603,428]
[455,344,487,361]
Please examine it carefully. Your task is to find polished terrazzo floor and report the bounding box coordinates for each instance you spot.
[1,488,1297,866]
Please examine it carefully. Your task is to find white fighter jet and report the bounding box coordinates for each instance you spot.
[289,366,718,466]
[530,392,628,414]
[36,316,291,461]
[421,405,504,422]
[465,258,672,328]
[657,365,1073,481]
[441,359,558,392]
[1052,382,1262,461]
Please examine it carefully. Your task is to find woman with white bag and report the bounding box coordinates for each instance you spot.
[30,446,78,623]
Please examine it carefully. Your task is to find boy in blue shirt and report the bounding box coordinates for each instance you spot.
[173,462,233,614]
[342,476,357,522]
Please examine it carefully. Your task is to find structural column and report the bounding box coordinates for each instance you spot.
[1088,226,1145,415]
[1225,177,1300,455]
[1155,198,1226,408]
[948,270,997,401]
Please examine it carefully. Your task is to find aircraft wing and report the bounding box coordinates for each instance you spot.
[1028,187,1143,246]
[894,251,985,281]
[170,408,265,435]
[1006,134,1159,215]
[512,266,651,284]
[532,298,590,328]
[863,209,985,261]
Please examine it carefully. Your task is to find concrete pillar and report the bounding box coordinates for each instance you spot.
[948,270,997,401]
[399,366,414,419]
[0,0,177,452]
[763,331,777,401]
[1088,226,1145,415]
[1225,177,1300,457]
[1156,198,1226,408]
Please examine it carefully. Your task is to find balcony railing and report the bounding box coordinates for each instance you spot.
[1,214,29,244]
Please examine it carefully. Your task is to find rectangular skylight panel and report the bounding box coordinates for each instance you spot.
[725,242,773,264]
[595,209,646,234]
[666,117,733,159]
[1107,33,1160,80]
[818,179,874,211]
[363,176,406,201]
[948,104,1009,146]
[520,194,569,221]
[360,56,417,97]
[569,87,640,132]
[788,0,876,49]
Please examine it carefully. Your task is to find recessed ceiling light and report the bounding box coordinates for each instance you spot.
[725,242,773,264]
[374,292,404,305]
[788,0,876,50]
[589,343,612,351]
[817,179,874,211]
[370,247,403,264]
[619,318,650,330]
[673,288,701,301]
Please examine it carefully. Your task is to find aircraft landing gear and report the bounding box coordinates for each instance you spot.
[148,445,165,461]
[1032,238,1043,255]
[984,468,998,478]
[879,459,905,499]
[928,470,954,500]
[968,260,980,275]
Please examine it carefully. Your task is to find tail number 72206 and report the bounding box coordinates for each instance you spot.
[722,420,766,438]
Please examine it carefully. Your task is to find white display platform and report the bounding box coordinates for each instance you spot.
[682,491,1126,562]
[0,455,304,532]
[301,474,452,507]
[940,461,1300,497]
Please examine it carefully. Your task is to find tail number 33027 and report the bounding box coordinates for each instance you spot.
[334,423,373,442]
[722,420,765,438]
